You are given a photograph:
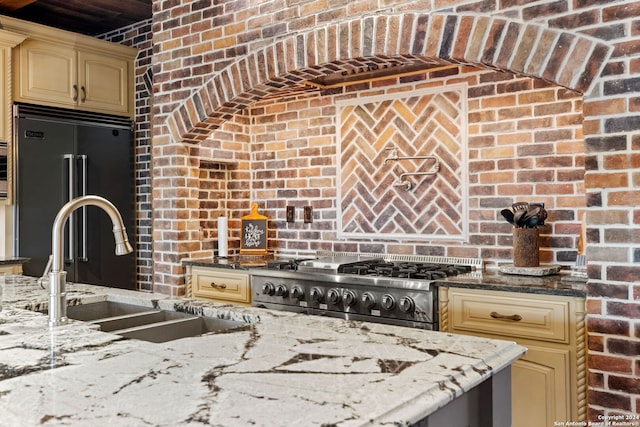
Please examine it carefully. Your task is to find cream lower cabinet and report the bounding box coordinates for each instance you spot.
[0,263,24,274]
[186,266,251,305]
[438,287,586,427]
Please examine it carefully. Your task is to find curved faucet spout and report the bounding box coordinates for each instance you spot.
[49,195,133,327]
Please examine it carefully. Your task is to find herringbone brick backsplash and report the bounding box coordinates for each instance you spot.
[338,86,466,240]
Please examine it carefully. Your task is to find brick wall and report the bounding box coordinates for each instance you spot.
[242,69,585,263]
[147,0,638,419]
[99,19,154,291]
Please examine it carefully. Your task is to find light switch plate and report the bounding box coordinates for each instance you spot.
[304,206,313,223]
[286,206,295,223]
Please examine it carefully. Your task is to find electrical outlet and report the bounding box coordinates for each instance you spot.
[304,206,313,223]
[286,206,295,223]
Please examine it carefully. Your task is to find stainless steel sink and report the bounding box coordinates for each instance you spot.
[42,301,248,343]
[66,301,155,322]
[113,316,247,343]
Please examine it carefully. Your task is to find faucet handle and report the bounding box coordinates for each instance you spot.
[384,146,399,163]
[38,254,53,289]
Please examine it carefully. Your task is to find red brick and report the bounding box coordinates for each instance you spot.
[608,338,640,356]
[585,172,629,188]
[588,317,630,336]
[588,390,632,412]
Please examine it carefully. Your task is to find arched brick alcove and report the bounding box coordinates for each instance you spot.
[150,2,639,421]
[166,12,610,144]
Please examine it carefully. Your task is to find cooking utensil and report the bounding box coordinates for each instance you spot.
[522,206,540,222]
[501,208,515,225]
[524,214,539,228]
[537,208,547,225]
[512,202,529,212]
[514,209,528,227]
[529,203,547,225]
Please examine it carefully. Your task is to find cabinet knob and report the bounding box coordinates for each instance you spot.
[490,311,522,322]
[73,84,78,102]
[80,86,86,103]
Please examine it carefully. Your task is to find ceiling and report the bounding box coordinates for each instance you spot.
[0,0,152,36]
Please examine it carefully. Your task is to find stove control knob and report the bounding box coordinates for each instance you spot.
[343,290,357,307]
[399,296,415,313]
[275,284,288,297]
[361,292,376,309]
[261,282,275,296]
[327,288,341,304]
[291,285,304,300]
[381,294,395,310]
[310,287,324,302]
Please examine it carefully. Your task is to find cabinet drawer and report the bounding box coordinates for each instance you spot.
[192,267,250,305]
[448,288,569,343]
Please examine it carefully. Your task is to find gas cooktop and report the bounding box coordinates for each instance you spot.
[250,252,483,330]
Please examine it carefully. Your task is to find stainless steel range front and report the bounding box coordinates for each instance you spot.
[250,252,482,330]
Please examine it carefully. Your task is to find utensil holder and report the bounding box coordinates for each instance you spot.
[513,228,540,267]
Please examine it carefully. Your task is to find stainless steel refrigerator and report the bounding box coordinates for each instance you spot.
[14,104,135,289]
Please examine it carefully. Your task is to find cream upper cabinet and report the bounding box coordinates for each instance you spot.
[15,40,76,107]
[0,29,27,202]
[0,30,27,143]
[77,50,131,115]
[0,15,136,118]
[439,286,586,427]
[14,39,133,117]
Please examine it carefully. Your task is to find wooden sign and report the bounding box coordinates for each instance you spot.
[240,203,268,254]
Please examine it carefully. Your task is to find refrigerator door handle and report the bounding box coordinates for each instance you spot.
[64,154,75,263]
[78,155,88,262]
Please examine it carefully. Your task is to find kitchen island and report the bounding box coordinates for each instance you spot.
[0,277,525,426]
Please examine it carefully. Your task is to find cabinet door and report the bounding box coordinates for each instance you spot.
[78,51,131,116]
[192,267,251,305]
[16,39,76,107]
[512,345,570,427]
[0,45,12,142]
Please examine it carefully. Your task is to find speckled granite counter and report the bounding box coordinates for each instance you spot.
[0,276,525,426]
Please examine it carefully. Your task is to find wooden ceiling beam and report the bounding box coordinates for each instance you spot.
[0,0,38,12]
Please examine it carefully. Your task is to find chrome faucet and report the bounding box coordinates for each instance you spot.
[47,195,133,327]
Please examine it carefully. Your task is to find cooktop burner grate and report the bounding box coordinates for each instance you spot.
[266,258,314,270]
[316,251,484,270]
[338,260,473,279]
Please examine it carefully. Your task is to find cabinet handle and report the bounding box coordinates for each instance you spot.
[490,311,522,322]
[73,84,78,101]
[80,86,86,103]
[210,282,227,289]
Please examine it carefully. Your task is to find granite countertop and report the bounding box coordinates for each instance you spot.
[183,254,278,269]
[0,276,525,426]
[436,268,587,297]
[0,257,30,265]
[183,256,587,297]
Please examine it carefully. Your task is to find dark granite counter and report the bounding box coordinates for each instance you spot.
[0,257,30,266]
[436,268,586,297]
[182,254,276,270]
[183,257,587,298]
